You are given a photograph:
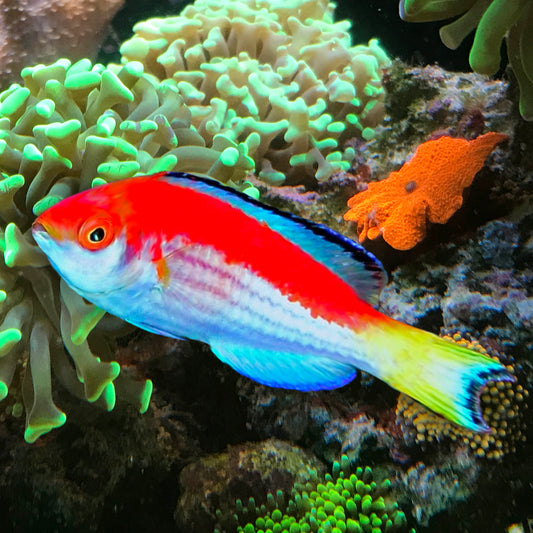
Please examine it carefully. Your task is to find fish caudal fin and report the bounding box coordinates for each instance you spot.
[370,324,515,431]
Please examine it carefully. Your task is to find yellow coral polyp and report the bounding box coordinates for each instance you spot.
[120,0,391,185]
[396,335,528,460]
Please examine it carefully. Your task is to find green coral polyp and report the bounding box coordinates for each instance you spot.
[120,0,390,185]
[223,456,412,533]
[0,54,258,441]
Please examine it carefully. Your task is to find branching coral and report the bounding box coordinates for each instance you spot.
[396,334,528,460]
[0,0,124,82]
[343,132,508,250]
[399,0,533,120]
[220,456,412,533]
[0,56,254,442]
[120,0,391,185]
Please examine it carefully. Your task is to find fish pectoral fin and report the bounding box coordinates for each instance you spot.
[155,242,198,287]
[210,340,356,391]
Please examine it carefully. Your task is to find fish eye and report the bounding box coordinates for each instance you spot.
[78,216,115,250]
[89,227,106,243]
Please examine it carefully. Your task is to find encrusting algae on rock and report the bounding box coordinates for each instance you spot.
[344,132,508,250]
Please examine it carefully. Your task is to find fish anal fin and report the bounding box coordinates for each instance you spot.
[210,341,356,391]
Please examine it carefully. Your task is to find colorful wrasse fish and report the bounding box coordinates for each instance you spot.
[32,172,514,431]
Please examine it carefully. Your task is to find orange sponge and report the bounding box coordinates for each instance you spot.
[344,132,508,250]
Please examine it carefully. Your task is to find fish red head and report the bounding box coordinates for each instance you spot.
[32,176,159,298]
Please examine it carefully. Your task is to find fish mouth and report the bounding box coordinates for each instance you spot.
[32,220,61,242]
[31,222,49,246]
[32,221,46,236]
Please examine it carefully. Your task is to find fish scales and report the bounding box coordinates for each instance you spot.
[149,237,361,363]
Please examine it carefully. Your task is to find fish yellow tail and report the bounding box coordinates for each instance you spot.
[365,322,515,431]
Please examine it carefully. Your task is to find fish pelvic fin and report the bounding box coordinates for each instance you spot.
[368,323,515,432]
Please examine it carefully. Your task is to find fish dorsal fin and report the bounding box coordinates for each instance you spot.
[161,172,386,306]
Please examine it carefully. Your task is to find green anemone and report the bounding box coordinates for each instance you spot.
[399,0,533,120]
[0,55,255,441]
[219,455,413,533]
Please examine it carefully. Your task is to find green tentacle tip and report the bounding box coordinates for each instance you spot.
[220,147,239,166]
[91,177,107,187]
[148,154,178,173]
[42,119,81,140]
[242,185,260,200]
[70,306,107,346]
[394,512,407,527]
[123,60,144,78]
[0,328,22,356]
[139,379,153,414]
[101,382,117,411]
[97,160,140,180]
[85,135,116,150]
[101,70,135,102]
[0,381,8,401]
[111,137,138,159]
[3,222,19,267]
[24,410,67,444]
[362,127,375,141]
[22,143,43,162]
[86,361,120,403]
[64,71,102,91]
[0,290,6,304]
[35,99,56,118]
[67,58,93,76]
[0,173,25,194]
[4,222,48,268]
[120,119,157,134]
[33,196,62,216]
[0,87,30,116]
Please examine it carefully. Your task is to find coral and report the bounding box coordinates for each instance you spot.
[0,56,253,442]
[343,132,508,250]
[399,0,533,120]
[357,63,524,216]
[221,455,412,533]
[0,0,124,83]
[396,334,529,460]
[119,0,391,185]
